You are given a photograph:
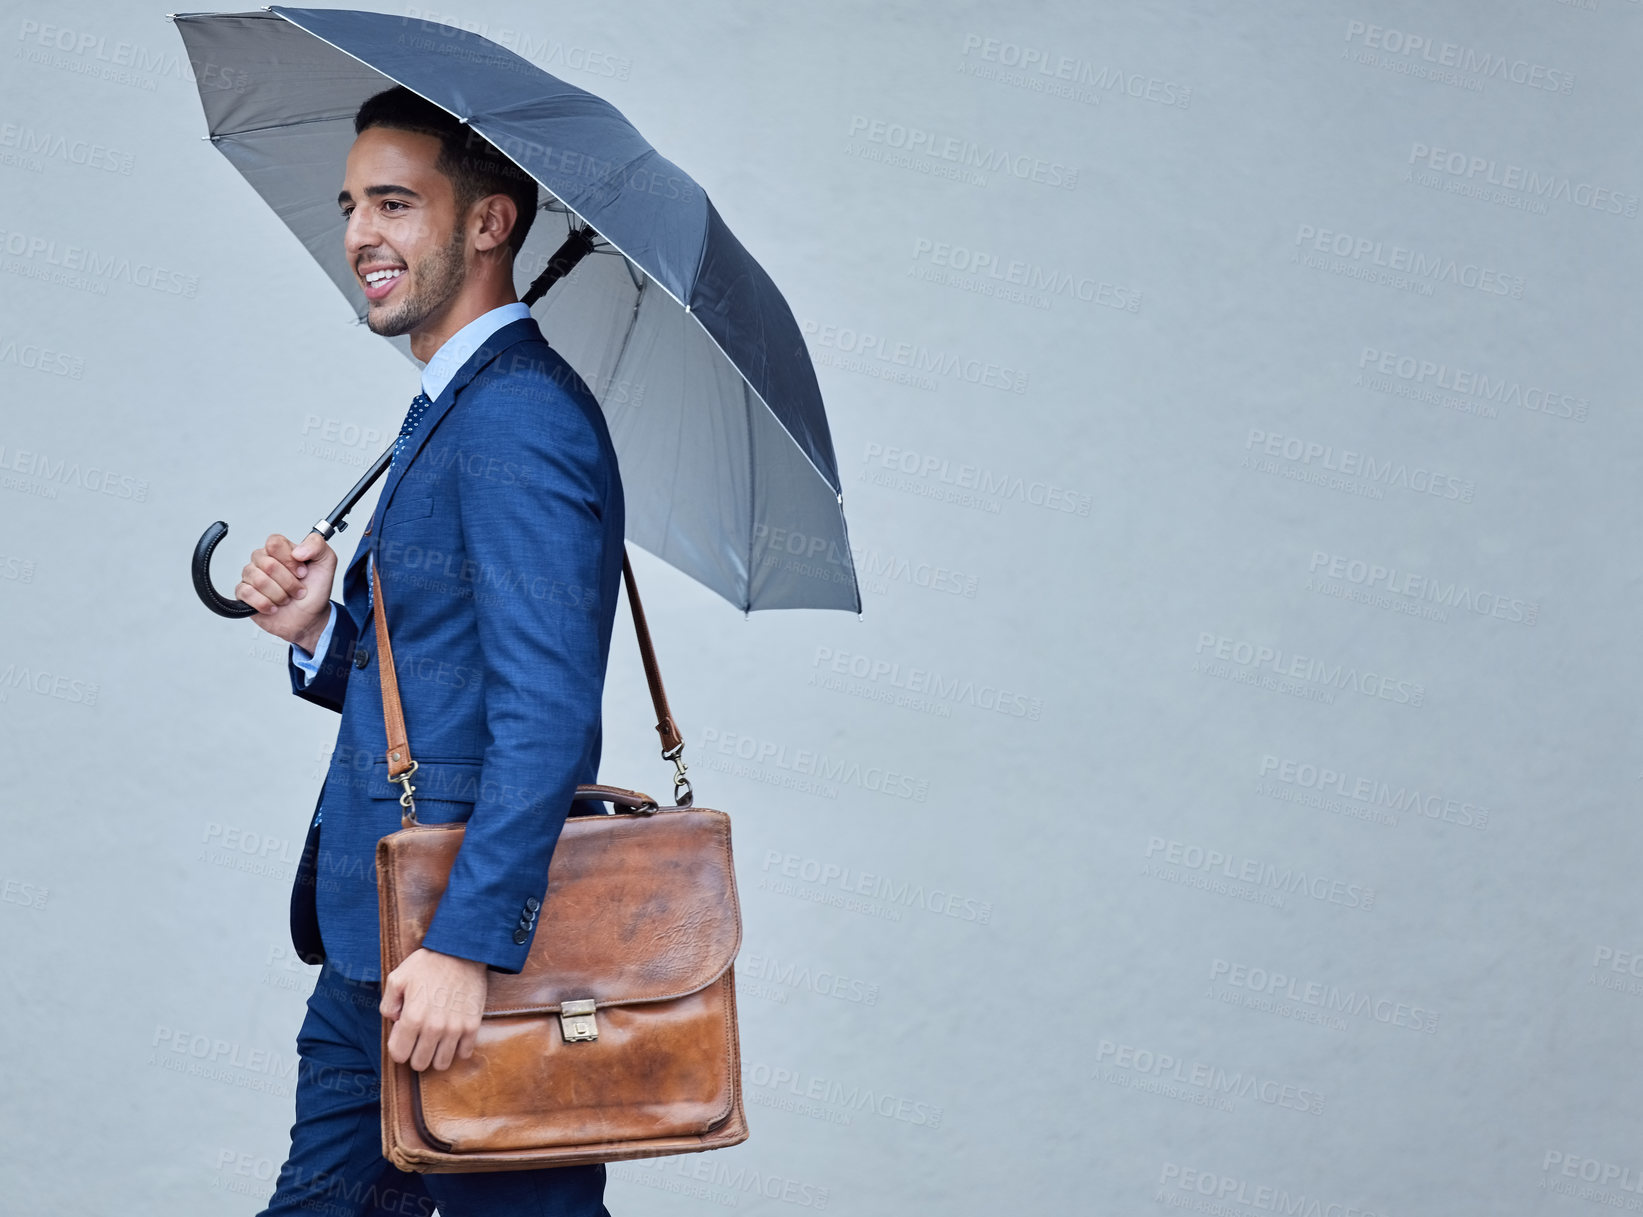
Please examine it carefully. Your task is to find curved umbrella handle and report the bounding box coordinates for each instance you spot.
[190,441,398,619]
[192,520,257,618]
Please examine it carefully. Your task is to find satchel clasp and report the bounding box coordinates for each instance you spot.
[559,998,599,1043]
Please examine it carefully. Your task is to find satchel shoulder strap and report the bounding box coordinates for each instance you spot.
[370,545,692,820]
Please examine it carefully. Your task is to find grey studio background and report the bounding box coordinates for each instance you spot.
[1,0,1638,1213]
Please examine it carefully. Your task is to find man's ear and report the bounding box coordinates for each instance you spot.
[471,193,519,254]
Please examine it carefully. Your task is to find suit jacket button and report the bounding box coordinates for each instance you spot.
[353,647,370,669]
[525,896,541,912]
[512,928,529,944]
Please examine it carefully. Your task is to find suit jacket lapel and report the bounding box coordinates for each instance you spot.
[355,316,545,569]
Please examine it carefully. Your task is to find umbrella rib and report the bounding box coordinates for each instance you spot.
[622,254,645,293]
[210,111,359,140]
[614,277,645,376]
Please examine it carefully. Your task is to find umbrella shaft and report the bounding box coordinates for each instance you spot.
[522,227,597,307]
[313,442,395,539]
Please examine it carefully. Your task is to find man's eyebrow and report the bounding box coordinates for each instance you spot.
[336,184,423,207]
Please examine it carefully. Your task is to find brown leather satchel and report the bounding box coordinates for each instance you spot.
[369,553,748,1172]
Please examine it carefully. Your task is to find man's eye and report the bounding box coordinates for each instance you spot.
[339,206,354,220]
[383,200,406,212]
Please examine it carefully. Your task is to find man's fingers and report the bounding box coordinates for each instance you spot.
[387,1016,436,1070]
[380,976,404,1019]
[251,551,305,601]
[239,566,292,607]
[393,1013,474,1071]
[234,581,278,614]
[386,1017,415,1065]
[431,1031,458,1072]
[265,532,296,567]
[264,534,313,583]
[290,532,333,567]
[409,1023,441,1072]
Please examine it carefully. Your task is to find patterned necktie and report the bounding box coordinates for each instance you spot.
[391,391,433,474]
[367,390,433,614]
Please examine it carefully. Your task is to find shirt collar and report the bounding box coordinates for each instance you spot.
[418,301,533,401]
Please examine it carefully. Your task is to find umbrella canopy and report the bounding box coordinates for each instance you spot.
[172,6,860,612]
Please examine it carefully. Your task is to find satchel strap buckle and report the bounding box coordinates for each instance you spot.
[559,998,599,1043]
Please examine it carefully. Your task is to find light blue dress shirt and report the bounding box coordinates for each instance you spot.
[291,301,533,682]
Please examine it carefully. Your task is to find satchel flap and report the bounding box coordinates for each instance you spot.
[378,806,741,1014]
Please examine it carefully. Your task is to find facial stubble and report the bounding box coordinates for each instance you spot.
[365,222,468,338]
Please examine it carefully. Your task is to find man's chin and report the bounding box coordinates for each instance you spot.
[364,304,415,338]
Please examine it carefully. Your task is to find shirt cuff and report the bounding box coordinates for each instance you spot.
[290,604,339,686]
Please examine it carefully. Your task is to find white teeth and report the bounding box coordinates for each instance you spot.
[365,268,404,285]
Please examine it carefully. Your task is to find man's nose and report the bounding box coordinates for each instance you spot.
[342,208,377,259]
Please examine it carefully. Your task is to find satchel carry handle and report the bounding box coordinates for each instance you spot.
[572,783,661,813]
[369,546,692,826]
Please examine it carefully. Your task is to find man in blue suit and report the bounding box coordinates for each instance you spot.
[234,86,622,1216]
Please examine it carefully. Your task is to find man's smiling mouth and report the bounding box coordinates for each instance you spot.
[360,265,406,300]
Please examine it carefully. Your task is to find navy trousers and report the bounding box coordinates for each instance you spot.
[258,962,611,1216]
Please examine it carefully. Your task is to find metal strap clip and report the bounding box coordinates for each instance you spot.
[663,742,692,807]
[388,755,419,824]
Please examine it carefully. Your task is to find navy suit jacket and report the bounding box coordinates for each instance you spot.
[286,316,625,982]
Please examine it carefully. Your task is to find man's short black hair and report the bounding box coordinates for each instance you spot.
[354,86,537,256]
